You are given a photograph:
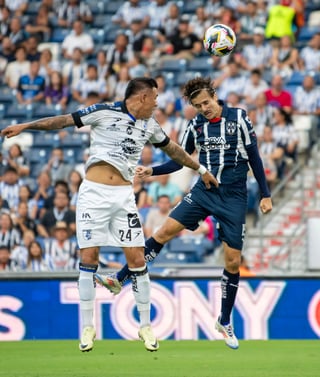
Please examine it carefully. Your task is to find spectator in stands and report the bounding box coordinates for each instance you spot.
[226,91,246,110]
[105,32,134,77]
[10,228,35,270]
[0,6,11,42]
[24,35,42,62]
[25,240,54,271]
[139,36,161,72]
[265,0,296,41]
[57,0,93,28]
[144,194,172,239]
[39,48,61,82]
[215,58,247,101]
[173,104,198,144]
[61,19,94,60]
[128,53,149,79]
[16,60,46,106]
[0,37,15,74]
[7,16,28,46]
[42,147,73,185]
[25,4,53,43]
[293,75,320,117]
[189,5,212,41]
[0,212,20,250]
[133,174,148,210]
[0,152,8,181]
[0,166,22,211]
[157,2,180,41]
[13,201,38,238]
[153,107,176,142]
[259,125,285,189]
[4,0,27,17]
[62,47,86,90]
[264,74,293,113]
[155,74,176,117]
[272,107,299,162]
[42,179,68,212]
[43,220,77,270]
[4,45,30,89]
[243,69,269,106]
[240,26,272,72]
[0,245,16,271]
[298,32,320,72]
[112,0,149,29]
[18,184,38,220]
[32,171,53,219]
[68,169,82,212]
[269,34,299,79]
[37,191,76,238]
[147,0,170,30]
[254,92,275,130]
[95,49,108,81]
[6,143,30,178]
[110,64,131,101]
[239,1,265,42]
[161,15,202,61]
[147,174,182,207]
[72,63,108,104]
[45,70,69,110]
[127,18,148,54]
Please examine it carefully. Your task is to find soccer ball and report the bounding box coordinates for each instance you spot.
[203,24,237,57]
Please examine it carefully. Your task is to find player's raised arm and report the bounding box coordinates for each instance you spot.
[1,114,75,138]
[160,139,219,188]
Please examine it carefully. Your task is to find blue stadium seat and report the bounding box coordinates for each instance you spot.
[160,59,187,73]
[286,71,305,86]
[0,87,15,105]
[99,246,123,264]
[50,28,69,43]
[5,104,33,120]
[181,0,204,14]
[187,57,212,74]
[167,237,207,263]
[32,132,59,148]
[104,0,123,15]
[297,26,320,42]
[33,104,62,118]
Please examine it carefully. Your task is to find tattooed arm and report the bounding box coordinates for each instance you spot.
[1,114,75,138]
[160,140,219,188]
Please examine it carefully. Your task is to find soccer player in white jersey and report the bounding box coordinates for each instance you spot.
[1,77,218,352]
[96,77,273,350]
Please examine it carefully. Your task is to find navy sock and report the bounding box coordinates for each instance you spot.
[116,237,164,283]
[220,269,239,325]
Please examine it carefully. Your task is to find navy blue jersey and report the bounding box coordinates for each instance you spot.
[181,101,256,186]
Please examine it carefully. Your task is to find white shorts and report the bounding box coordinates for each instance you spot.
[76,179,145,249]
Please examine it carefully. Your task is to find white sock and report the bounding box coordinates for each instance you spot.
[130,265,150,328]
[78,270,95,329]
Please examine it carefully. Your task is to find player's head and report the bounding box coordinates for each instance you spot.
[124,77,158,119]
[184,77,221,120]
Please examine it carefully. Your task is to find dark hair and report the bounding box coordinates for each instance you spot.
[124,77,158,100]
[183,77,216,102]
[278,108,292,124]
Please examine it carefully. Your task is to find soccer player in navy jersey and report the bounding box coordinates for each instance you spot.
[1,77,218,353]
[96,76,273,349]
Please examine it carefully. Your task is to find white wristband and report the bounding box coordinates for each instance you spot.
[197,164,207,175]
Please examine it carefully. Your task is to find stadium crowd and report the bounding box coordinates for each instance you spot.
[0,0,320,272]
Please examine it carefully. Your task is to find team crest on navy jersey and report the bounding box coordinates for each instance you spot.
[83,229,92,240]
[226,121,237,135]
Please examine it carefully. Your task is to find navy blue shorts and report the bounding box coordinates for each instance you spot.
[169,180,247,250]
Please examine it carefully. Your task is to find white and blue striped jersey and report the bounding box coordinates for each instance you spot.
[72,101,169,182]
[181,101,257,185]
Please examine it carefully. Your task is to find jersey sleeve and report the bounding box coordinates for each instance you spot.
[180,121,196,154]
[149,119,170,147]
[239,110,258,147]
[71,104,106,128]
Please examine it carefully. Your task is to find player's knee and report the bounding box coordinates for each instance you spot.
[225,252,241,273]
[127,251,145,268]
[80,248,99,265]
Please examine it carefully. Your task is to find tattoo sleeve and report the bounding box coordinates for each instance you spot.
[25,114,74,131]
[161,140,199,171]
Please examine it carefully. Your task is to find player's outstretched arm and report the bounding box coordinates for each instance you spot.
[1,114,75,138]
[161,140,219,188]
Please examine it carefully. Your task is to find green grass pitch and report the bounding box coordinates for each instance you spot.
[0,340,319,377]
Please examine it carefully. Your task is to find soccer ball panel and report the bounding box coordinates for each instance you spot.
[203,24,237,57]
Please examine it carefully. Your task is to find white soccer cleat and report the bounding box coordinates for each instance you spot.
[95,273,122,295]
[138,325,159,352]
[215,317,239,350]
[79,326,96,352]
